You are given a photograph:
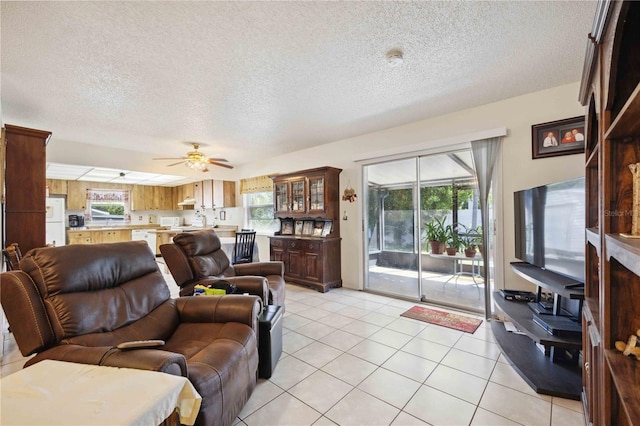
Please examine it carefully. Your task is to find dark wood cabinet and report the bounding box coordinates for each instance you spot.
[579,2,640,424]
[269,166,342,292]
[2,125,51,254]
[270,236,341,292]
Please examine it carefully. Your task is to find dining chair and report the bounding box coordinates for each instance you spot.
[2,243,22,271]
[233,230,256,264]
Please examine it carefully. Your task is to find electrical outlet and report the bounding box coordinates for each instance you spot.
[138,216,143,221]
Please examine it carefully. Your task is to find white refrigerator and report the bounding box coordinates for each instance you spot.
[45,197,66,247]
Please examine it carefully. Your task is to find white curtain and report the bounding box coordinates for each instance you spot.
[471,137,502,318]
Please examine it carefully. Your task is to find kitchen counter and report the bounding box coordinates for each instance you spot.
[153,226,238,255]
[151,225,238,234]
[68,224,161,232]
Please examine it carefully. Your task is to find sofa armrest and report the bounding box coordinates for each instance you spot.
[0,271,56,356]
[175,295,262,334]
[25,344,188,377]
[191,276,269,305]
[233,261,284,278]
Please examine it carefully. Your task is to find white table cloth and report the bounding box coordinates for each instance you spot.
[0,360,201,425]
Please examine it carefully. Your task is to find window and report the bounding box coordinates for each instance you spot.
[86,189,130,223]
[244,191,278,233]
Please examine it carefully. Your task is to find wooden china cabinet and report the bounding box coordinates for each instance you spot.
[579,1,640,424]
[269,166,342,292]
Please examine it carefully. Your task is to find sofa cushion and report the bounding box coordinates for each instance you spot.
[19,242,170,341]
[173,231,235,277]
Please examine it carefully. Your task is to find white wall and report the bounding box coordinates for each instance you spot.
[235,82,585,292]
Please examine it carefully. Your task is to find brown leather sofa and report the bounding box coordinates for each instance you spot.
[0,241,262,426]
[161,230,286,307]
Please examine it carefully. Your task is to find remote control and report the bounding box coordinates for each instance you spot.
[116,339,165,350]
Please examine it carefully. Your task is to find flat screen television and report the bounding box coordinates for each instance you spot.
[514,177,585,282]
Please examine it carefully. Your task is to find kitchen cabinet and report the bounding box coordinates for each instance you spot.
[67,231,92,245]
[147,186,172,210]
[3,125,51,253]
[173,182,198,209]
[130,185,174,211]
[67,229,132,245]
[91,229,131,244]
[46,179,67,195]
[200,180,236,209]
[66,181,89,210]
[579,1,640,424]
[269,166,342,292]
[131,185,146,211]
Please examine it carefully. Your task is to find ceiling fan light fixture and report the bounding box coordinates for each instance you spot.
[185,159,206,171]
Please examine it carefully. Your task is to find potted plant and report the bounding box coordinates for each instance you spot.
[424,217,447,255]
[445,225,460,256]
[460,224,482,258]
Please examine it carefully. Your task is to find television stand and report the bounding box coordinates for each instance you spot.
[491,262,585,400]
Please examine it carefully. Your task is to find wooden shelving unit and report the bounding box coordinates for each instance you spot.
[492,263,584,400]
[490,320,582,400]
[493,294,582,349]
[579,1,640,423]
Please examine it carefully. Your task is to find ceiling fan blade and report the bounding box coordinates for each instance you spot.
[207,160,234,169]
[207,157,228,162]
[152,157,186,160]
[167,160,186,167]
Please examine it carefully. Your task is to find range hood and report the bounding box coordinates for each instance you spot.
[177,198,196,206]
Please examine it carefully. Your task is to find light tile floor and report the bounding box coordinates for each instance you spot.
[1,278,585,426]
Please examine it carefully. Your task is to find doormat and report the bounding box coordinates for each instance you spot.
[400,306,482,334]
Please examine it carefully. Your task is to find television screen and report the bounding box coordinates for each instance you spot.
[514,177,585,282]
[542,178,585,281]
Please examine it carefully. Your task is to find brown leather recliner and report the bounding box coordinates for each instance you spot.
[161,230,286,307]
[0,241,262,426]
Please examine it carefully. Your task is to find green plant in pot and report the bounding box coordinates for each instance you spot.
[424,217,447,255]
[445,225,461,256]
[459,224,482,258]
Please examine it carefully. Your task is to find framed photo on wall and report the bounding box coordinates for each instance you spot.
[532,116,585,159]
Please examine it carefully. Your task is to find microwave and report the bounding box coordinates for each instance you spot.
[160,217,182,227]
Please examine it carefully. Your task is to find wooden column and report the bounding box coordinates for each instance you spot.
[2,124,52,254]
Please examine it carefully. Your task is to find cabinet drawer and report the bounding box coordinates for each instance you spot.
[303,241,321,253]
[270,239,284,248]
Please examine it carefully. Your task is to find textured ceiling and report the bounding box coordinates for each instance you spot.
[1,1,596,173]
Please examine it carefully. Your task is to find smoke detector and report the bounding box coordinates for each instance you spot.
[386,49,404,67]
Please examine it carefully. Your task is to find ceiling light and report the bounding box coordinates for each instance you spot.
[386,49,404,67]
[186,159,207,171]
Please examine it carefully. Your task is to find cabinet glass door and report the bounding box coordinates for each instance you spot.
[308,176,325,212]
[275,183,289,213]
[291,180,305,213]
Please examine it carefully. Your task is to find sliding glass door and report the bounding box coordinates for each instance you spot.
[364,158,420,300]
[364,149,489,312]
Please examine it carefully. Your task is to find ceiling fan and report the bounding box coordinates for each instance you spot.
[152,143,233,171]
